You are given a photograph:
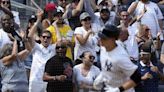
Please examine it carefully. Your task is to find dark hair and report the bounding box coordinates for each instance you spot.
[71,0,79,3]
[41,30,52,37]
[118,8,128,15]
[101,24,120,39]
[79,51,90,59]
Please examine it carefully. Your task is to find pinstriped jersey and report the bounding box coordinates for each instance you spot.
[100,45,138,92]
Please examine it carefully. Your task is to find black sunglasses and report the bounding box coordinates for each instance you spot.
[145,28,150,31]
[89,55,95,60]
[83,17,91,21]
[42,36,51,39]
[2,1,10,4]
[56,46,66,49]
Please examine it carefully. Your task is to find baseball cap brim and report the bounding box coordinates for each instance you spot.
[140,52,150,55]
[80,12,91,21]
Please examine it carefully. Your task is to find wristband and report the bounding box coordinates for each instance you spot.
[119,86,125,92]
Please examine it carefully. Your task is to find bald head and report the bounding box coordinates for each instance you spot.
[118,27,129,42]
[55,41,67,57]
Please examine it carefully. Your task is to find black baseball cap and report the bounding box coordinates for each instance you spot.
[54,8,64,16]
[98,24,120,39]
[29,15,37,23]
[100,6,109,12]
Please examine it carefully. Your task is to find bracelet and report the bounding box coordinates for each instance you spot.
[119,86,125,92]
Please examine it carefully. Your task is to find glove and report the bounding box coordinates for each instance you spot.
[93,72,105,90]
[105,86,120,92]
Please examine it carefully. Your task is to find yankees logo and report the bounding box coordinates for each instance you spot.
[105,60,112,71]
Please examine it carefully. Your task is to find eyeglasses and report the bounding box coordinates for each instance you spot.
[89,55,95,60]
[2,1,10,4]
[56,46,66,49]
[83,17,91,21]
[42,36,51,39]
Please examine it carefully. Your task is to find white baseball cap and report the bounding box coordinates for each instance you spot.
[97,0,103,5]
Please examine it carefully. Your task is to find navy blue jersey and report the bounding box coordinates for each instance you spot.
[137,62,159,92]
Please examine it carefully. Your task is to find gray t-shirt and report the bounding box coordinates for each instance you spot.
[0,10,5,28]
[161,43,164,54]
[0,57,28,92]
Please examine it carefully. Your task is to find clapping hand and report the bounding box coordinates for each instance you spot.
[151,66,159,73]
[88,29,94,35]
[63,65,73,78]
[56,75,67,81]
[142,72,153,80]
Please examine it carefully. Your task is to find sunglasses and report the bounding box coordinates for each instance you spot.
[145,28,150,31]
[89,55,95,60]
[56,46,66,49]
[2,1,10,4]
[83,17,91,21]
[42,36,51,39]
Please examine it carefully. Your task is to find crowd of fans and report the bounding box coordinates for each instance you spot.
[0,0,164,92]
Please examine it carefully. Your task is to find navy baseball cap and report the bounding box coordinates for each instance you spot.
[100,6,110,12]
[98,24,120,39]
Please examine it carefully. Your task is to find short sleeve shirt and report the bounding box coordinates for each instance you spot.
[74,24,100,61]
[30,43,56,82]
[161,42,164,54]
[45,55,73,92]
[100,45,138,91]
[0,29,12,48]
[0,58,28,92]
[73,64,100,92]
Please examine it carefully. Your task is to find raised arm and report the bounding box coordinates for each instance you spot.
[28,10,43,49]
[72,0,84,16]
[63,0,84,19]
[90,0,99,11]
[1,40,17,66]
[17,31,31,61]
[127,1,138,15]
[84,0,97,22]
[0,5,13,18]
[158,0,164,5]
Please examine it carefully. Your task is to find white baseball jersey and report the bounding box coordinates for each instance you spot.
[100,45,138,92]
